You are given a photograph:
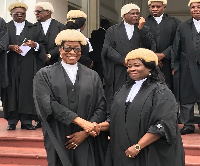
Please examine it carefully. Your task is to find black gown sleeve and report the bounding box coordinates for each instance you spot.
[33,68,78,125]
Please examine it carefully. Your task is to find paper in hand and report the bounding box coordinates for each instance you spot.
[19,45,31,56]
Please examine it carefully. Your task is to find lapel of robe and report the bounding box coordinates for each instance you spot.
[55,63,69,106]
[130,25,140,49]
[185,18,197,62]
[116,22,133,53]
[76,63,93,120]
[19,21,31,45]
[45,19,54,37]
[8,21,17,44]
[125,83,153,144]
[112,84,132,151]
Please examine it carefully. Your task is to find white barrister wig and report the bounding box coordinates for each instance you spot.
[55,29,87,46]
[35,2,54,13]
[125,48,158,65]
[8,2,28,12]
[188,0,200,6]
[121,3,140,18]
[148,0,167,5]
[67,10,87,19]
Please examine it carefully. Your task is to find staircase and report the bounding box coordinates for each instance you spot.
[181,125,200,166]
[0,120,200,165]
[0,118,47,166]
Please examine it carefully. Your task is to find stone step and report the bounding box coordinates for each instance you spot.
[185,155,200,166]
[184,144,200,156]
[0,136,44,148]
[0,146,47,165]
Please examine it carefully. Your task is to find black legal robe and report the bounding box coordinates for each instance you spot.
[35,19,66,65]
[0,17,8,93]
[33,62,108,166]
[3,20,46,118]
[101,21,156,112]
[145,14,180,90]
[106,81,185,166]
[172,18,200,104]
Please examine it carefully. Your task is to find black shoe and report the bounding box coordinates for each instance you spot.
[21,124,36,130]
[34,121,42,128]
[180,127,194,135]
[7,124,16,130]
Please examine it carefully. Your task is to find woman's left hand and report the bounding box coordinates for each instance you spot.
[125,145,140,158]
[66,131,88,149]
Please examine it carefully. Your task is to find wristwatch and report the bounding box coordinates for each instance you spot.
[47,54,51,59]
[135,144,141,151]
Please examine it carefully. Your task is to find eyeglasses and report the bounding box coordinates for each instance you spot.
[34,10,47,14]
[62,46,81,53]
[12,12,26,16]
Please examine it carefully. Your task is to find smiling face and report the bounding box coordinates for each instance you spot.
[149,1,166,17]
[190,2,200,20]
[127,59,151,81]
[123,9,140,25]
[59,41,82,65]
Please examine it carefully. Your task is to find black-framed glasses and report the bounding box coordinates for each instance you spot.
[62,46,81,53]
[34,10,47,14]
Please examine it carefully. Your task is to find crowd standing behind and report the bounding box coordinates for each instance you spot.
[0,0,200,166]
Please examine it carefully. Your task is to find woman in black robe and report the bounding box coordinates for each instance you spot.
[105,48,185,166]
[33,29,108,166]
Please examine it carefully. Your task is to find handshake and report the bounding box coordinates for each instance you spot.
[66,117,108,150]
[74,117,103,137]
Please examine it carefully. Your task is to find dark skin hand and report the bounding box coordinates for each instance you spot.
[125,133,161,158]
[66,131,89,149]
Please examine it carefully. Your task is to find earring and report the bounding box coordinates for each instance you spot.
[149,72,151,76]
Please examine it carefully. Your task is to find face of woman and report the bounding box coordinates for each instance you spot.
[190,2,200,21]
[59,41,81,65]
[127,59,151,81]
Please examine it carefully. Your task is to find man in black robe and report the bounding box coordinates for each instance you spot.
[172,0,200,135]
[3,2,46,130]
[0,17,8,98]
[33,29,108,166]
[101,3,156,112]
[90,19,111,82]
[145,0,180,91]
[34,2,66,66]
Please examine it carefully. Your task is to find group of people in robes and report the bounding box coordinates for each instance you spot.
[33,1,185,166]
[3,0,200,165]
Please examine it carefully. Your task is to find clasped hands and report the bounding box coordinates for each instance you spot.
[66,119,101,150]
